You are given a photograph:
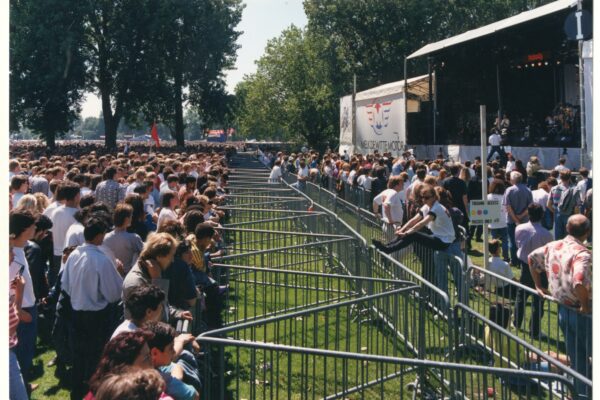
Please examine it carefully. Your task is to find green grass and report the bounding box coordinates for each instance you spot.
[28,195,566,399]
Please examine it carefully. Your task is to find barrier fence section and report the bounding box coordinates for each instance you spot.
[194,154,583,399]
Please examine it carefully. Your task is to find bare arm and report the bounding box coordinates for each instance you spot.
[397,213,427,235]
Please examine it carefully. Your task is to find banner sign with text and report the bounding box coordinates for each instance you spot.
[354,92,406,155]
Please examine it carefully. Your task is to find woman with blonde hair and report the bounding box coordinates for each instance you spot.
[122,232,192,323]
[15,194,37,212]
[33,193,50,213]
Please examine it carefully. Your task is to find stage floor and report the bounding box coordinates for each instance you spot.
[411,145,586,170]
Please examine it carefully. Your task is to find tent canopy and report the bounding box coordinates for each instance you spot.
[355,74,431,102]
[407,0,577,60]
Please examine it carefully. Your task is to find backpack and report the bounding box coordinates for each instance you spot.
[557,186,578,215]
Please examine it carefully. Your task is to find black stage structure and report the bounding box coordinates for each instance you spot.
[406,0,592,149]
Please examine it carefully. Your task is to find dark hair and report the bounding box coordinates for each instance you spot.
[156,219,185,240]
[161,191,176,208]
[559,170,572,182]
[114,203,134,227]
[88,330,155,394]
[95,368,165,400]
[35,214,53,232]
[195,222,215,240]
[133,184,147,196]
[488,239,501,255]
[184,210,205,233]
[124,194,146,222]
[488,179,506,195]
[528,203,544,223]
[10,209,37,237]
[175,239,193,259]
[104,166,117,180]
[579,167,589,178]
[449,164,461,176]
[10,175,28,191]
[61,182,81,202]
[83,217,109,241]
[144,321,176,352]
[80,194,96,209]
[125,284,165,321]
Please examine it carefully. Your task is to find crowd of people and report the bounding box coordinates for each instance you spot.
[7,140,593,399]
[9,144,235,399]
[263,146,592,388]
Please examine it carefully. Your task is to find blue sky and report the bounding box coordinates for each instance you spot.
[81,0,308,118]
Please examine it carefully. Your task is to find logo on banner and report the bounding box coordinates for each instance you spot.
[341,105,350,132]
[366,100,393,135]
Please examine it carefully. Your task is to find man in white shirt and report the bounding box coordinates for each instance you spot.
[48,182,80,287]
[487,130,504,162]
[61,217,123,399]
[553,157,569,172]
[382,177,405,230]
[268,160,283,183]
[294,160,309,191]
[126,169,148,195]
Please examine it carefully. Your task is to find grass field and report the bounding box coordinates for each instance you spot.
[28,191,571,399]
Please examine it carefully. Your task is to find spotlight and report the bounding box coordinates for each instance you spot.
[517,65,522,69]
[525,64,529,68]
[544,61,549,66]
[538,62,542,66]
[557,60,561,65]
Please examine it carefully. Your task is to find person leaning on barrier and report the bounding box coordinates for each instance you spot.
[513,203,553,339]
[528,214,592,398]
[372,184,455,254]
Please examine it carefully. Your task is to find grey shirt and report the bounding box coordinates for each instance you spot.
[122,262,183,323]
[103,229,144,274]
[502,183,533,223]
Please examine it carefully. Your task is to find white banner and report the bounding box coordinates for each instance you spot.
[355,93,406,156]
[583,39,592,168]
[339,95,353,145]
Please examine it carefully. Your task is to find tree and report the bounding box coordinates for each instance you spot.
[10,0,87,148]
[132,0,243,146]
[83,0,164,148]
[233,26,340,149]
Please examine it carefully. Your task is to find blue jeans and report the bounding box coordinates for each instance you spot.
[10,349,28,400]
[434,243,464,303]
[490,227,509,261]
[15,305,37,383]
[554,212,569,240]
[506,223,518,265]
[558,305,592,399]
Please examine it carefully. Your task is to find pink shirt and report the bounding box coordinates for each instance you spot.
[529,236,592,307]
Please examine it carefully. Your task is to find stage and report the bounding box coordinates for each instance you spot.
[413,145,581,170]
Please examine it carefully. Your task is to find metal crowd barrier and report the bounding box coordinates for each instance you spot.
[198,311,575,399]
[193,154,586,399]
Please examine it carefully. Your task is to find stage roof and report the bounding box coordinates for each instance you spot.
[355,74,431,101]
[407,0,577,60]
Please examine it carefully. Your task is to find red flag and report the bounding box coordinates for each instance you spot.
[150,122,160,147]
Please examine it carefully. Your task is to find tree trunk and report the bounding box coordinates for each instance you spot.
[45,131,56,149]
[174,70,185,147]
[101,90,118,149]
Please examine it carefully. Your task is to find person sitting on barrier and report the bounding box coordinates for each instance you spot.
[513,203,553,340]
[529,214,592,397]
[372,184,455,254]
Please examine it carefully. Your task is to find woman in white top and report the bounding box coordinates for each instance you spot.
[487,179,509,262]
[373,184,455,253]
[157,191,179,229]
